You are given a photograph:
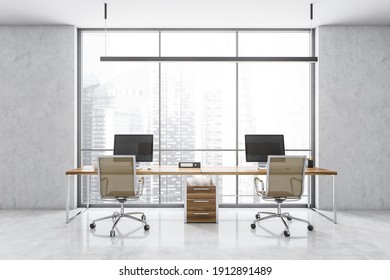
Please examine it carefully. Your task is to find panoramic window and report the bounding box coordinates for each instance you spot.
[80,30,313,206]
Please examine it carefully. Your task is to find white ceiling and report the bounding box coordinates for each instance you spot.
[0,0,390,28]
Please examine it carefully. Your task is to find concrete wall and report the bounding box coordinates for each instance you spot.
[2,25,390,210]
[0,26,76,209]
[316,26,390,209]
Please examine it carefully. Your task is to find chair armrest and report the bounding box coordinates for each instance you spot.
[136,177,145,196]
[254,177,265,196]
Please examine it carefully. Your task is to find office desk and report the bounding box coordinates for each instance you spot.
[199,167,337,225]
[65,166,202,176]
[65,166,337,224]
[200,166,336,176]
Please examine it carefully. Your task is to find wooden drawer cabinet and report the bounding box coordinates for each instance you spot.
[185,178,218,223]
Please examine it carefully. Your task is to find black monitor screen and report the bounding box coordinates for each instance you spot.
[245,135,285,163]
[114,134,153,162]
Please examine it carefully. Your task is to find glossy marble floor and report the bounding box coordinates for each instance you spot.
[1,208,389,260]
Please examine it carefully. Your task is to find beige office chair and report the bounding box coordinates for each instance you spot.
[251,155,313,237]
[89,155,150,237]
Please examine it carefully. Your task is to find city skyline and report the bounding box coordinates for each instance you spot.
[81,31,311,205]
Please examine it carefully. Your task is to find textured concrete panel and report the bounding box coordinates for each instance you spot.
[0,26,76,209]
[316,26,390,209]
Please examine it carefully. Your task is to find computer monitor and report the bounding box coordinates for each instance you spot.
[245,135,285,168]
[114,134,153,165]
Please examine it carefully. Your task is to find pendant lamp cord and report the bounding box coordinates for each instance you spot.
[310,3,313,57]
[104,3,107,56]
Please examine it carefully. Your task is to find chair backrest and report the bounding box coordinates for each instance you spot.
[98,155,136,198]
[265,155,306,199]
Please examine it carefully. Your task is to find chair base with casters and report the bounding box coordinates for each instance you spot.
[90,198,150,237]
[250,198,314,237]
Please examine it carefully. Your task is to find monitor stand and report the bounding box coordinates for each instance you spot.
[258,162,267,169]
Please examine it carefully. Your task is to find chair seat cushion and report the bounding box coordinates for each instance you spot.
[265,191,296,198]
[104,190,136,197]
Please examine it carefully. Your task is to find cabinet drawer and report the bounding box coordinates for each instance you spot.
[187,185,216,195]
[187,184,216,199]
[187,211,216,223]
[187,178,215,194]
[187,199,216,211]
[187,192,215,199]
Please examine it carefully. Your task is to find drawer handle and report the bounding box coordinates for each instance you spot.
[193,200,210,203]
[193,188,210,191]
[193,212,210,215]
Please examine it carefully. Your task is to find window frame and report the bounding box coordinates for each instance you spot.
[77,28,316,208]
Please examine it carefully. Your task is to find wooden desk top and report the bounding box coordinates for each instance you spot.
[201,166,256,175]
[65,166,202,176]
[303,167,337,176]
[66,166,337,176]
[138,166,202,175]
[201,166,337,175]
[66,168,98,175]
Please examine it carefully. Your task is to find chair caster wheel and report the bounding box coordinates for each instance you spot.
[251,223,256,229]
[90,222,96,229]
[144,224,150,231]
[287,216,292,221]
[110,230,116,237]
[255,214,260,219]
[308,225,314,231]
[284,230,290,237]
[141,214,146,221]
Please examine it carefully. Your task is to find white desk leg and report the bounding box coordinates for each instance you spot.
[66,175,70,223]
[65,174,90,224]
[87,175,90,208]
[333,175,337,224]
[309,174,337,224]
